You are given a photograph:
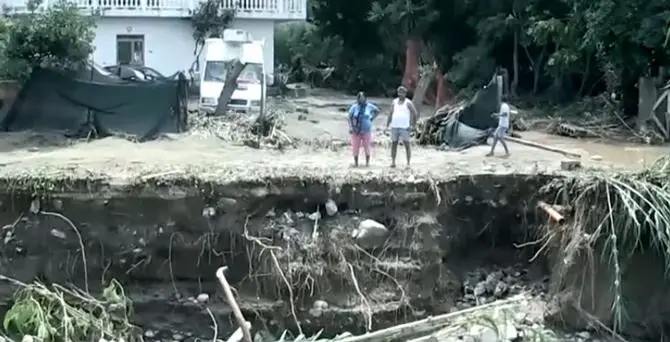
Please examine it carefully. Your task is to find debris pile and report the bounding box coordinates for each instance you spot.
[188,106,294,149]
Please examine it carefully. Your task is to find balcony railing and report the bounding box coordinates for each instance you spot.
[2,0,306,20]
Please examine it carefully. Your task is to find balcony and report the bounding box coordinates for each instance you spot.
[2,0,306,20]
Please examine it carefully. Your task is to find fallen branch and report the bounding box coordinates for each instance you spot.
[506,136,582,159]
[335,294,527,342]
[537,201,565,224]
[216,266,252,342]
[226,321,252,342]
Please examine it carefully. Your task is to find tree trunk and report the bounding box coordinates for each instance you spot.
[532,47,546,94]
[214,60,245,116]
[577,52,591,96]
[511,29,519,98]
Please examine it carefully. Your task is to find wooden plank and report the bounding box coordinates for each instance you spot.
[505,136,582,159]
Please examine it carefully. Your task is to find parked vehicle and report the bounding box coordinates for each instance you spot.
[199,29,266,114]
[104,65,149,82]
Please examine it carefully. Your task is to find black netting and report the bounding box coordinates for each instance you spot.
[440,75,501,148]
[0,67,188,141]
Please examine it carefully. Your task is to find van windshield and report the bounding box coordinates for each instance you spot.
[203,61,262,83]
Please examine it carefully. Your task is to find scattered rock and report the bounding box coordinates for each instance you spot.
[324,199,338,216]
[494,281,509,298]
[308,211,321,221]
[196,293,209,303]
[298,114,308,121]
[50,228,66,239]
[201,207,216,217]
[296,107,309,114]
[313,299,329,310]
[576,331,591,340]
[144,330,157,338]
[354,219,389,248]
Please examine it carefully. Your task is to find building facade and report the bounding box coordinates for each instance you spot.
[4,0,307,79]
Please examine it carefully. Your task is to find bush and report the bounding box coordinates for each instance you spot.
[1,0,96,80]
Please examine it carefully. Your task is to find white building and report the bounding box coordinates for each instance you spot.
[4,0,307,79]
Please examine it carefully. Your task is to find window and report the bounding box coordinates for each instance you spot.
[116,35,144,66]
[203,61,262,83]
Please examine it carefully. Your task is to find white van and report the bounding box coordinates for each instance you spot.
[199,31,265,114]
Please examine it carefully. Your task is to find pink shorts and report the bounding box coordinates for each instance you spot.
[351,132,372,156]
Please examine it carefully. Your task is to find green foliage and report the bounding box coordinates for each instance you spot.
[274,22,400,93]
[190,0,235,55]
[1,0,96,80]
[2,279,140,341]
[302,0,670,107]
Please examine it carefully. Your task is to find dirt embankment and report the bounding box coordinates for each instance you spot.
[1,172,670,341]
[0,174,553,337]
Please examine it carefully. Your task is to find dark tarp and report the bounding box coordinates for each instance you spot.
[432,75,501,149]
[0,67,188,141]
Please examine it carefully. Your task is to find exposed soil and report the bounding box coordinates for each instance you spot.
[0,92,667,341]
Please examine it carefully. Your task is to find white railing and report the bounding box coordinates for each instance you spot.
[2,0,306,20]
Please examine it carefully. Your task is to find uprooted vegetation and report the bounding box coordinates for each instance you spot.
[0,278,140,342]
[538,156,670,339]
[188,105,296,149]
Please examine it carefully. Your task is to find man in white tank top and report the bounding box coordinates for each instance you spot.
[385,86,418,168]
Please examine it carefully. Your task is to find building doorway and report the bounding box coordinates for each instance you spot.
[116,34,145,65]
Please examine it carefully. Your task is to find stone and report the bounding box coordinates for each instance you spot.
[308,307,323,317]
[591,155,603,161]
[21,336,35,342]
[50,229,66,239]
[29,199,40,214]
[201,207,216,217]
[296,106,309,114]
[324,199,338,216]
[493,280,509,298]
[308,211,321,221]
[576,331,591,340]
[313,299,329,310]
[473,282,486,296]
[357,219,388,239]
[144,330,157,338]
[196,293,209,303]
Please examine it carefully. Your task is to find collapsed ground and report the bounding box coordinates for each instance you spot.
[0,94,667,342]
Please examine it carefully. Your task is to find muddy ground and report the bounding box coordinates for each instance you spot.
[0,90,667,342]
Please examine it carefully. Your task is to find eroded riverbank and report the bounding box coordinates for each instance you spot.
[0,171,668,341]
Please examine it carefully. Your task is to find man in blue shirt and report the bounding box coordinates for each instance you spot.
[349,92,379,167]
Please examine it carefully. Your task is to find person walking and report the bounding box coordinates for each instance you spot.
[386,86,418,168]
[348,92,379,167]
[486,98,511,157]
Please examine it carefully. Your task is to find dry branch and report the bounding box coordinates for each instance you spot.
[216,266,252,342]
[335,295,527,342]
[506,136,582,159]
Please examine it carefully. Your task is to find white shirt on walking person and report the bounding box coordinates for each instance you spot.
[390,98,413,128]
[498,102,510,128]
